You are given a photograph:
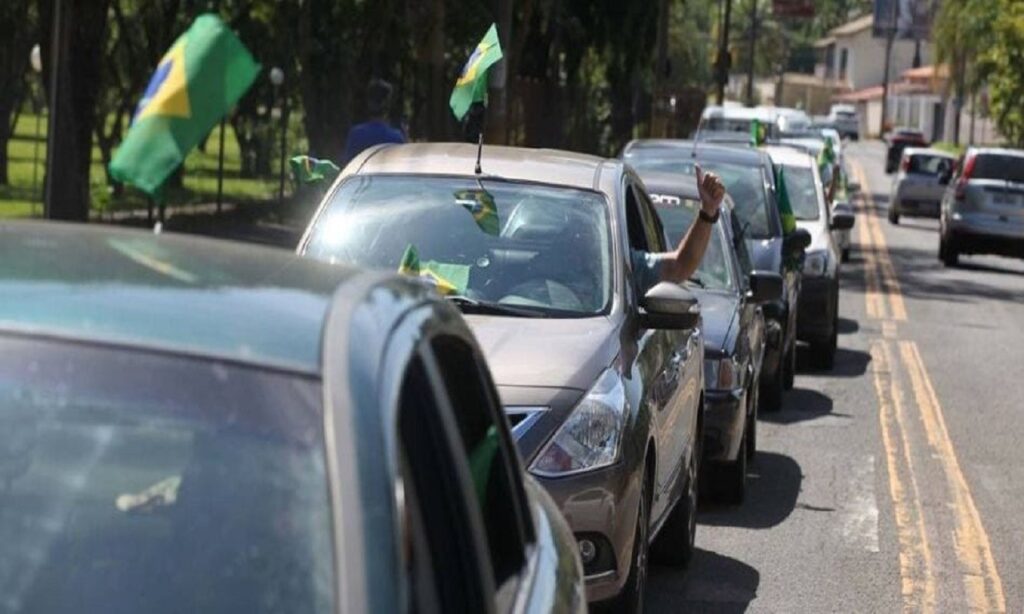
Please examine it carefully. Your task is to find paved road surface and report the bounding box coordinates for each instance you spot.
[647,141,1024,612]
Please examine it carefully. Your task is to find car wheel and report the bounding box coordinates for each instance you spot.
[783,342,796,390]
[940,233,960,267]
[651,438,699,568]
[745,387,758,462]
[889,207,900,224]
[841,247,851,263]
[715,432,747,505]
[609,471,651,614]
[810,289,839,370]
[760,359,784,413]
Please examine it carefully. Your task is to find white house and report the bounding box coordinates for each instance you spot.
[816,15,931,93]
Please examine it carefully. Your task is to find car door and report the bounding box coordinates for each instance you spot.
[729,214,765,385]
[624,177,699,523]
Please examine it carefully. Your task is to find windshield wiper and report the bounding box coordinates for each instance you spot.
[446,295,550,318]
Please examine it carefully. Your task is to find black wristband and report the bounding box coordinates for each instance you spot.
[698,208,720,224]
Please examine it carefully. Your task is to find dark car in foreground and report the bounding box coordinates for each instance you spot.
[299,143,705,612]
[639,173,781,503]
[0,222,585,614]
[622,139,810,411]
[764,145,855,369]
[939,148,1024,266]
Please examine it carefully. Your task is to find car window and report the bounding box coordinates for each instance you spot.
[0,336,333,614]
[624,180,650,252]
[633,183,668,252]
[397,354,491,614]
[972,154,1024,184]
[729,211,755,286]
[429,336,532,605]
[304,175,613,317]
[909,154,952,175]
[650,195,735,291]
[777,165,821,221]
[626,156,773,239]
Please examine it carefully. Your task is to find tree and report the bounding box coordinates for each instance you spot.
[985,0,1024,146]
[0,0,36,186]
[934,0,998,144]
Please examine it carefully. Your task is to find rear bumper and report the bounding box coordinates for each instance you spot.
[703,388,747,462]
[893,195,941,218]
[797,276,835,341]
[946,213,1024,257]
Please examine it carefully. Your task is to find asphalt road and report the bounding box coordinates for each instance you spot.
[647,141,1024,613]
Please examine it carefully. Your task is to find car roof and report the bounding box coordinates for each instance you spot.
[903,147,955,158]
[761,145,816,168]
[967,147,1024,158]
[0,221,364,373]
[623,139,771,165]
[349,142,614,191]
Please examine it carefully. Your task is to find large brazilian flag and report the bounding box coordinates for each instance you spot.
[449,24,503,121]
[109,15,260,196]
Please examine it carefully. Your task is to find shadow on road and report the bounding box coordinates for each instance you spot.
[796,346,871,378]
[699,451,802,529]
[647,548,759,614]
[759,388,846,427]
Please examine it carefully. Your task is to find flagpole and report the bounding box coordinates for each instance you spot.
[216,117,226,214]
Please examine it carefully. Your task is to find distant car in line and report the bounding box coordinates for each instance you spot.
[623,139,811,411]
[638,172,781,504]
[939,148,1024,266]
[885,128,929,173]
[0,221,586,614]
[827,104,860,140]
[888,147,956,224]
[763,146,855,370]
[299,143,706,612]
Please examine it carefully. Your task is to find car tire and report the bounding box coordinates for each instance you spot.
[608,470,651,614]
[889,207,900,225]
[940,233,960,267]
[841,247,851,263]
[760,360,784,413]
[715,433,747,505]
[651,439,699,568]
[810,288,839,370]
[746,387,758,462]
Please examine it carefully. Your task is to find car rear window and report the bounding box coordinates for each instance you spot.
[908,155,951,175]
[972,154,1024,184]
[0,336,333,614]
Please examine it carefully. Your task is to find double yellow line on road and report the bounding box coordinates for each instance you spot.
[851,158,1006,613]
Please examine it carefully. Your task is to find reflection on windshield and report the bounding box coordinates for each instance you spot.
[626,157,772,238]
[652,197,734,291]
[777,166,821,221]
[305,175,613,317]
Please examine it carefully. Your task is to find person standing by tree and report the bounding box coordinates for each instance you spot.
[342,79,405,164]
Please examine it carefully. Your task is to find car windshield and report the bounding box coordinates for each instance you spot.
[650,195,734,291]
[972,154,1024,184]
[778,165,821,221]
[626,157,773,238]
[0,337,333,614]
[909,154,951,175]
[304,175,613,316]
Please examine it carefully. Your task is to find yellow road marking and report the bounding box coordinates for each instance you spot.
[850,159,906,321]
[854,161,886,319]
[871,341,936,612]
[900,342,1007,612]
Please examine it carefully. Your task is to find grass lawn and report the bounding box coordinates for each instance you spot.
[3,112,294,219]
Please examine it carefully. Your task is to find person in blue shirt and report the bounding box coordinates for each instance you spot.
[343,79,406,163]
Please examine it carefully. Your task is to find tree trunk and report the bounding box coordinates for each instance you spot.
[41,0,110,221]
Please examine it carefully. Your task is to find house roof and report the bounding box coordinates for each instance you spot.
[829,14,874,38]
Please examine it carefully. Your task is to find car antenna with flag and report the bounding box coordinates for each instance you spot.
[450,24,503,176]
[691,118,704,159]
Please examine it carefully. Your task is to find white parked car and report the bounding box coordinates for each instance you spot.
[888,148,956,224]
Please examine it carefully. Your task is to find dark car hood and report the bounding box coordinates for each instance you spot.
[464,314,620,392]
[747,236,782,274]
[695,290,739,354]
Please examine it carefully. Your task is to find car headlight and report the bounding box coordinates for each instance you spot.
[704,357,738,390]
[803,250,828,277]
[530,369,627,477]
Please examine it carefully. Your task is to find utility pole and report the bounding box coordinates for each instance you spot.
[745,0,758,107]
[878,0,897,139]
[486,0,513,144]
[716,0,734,105]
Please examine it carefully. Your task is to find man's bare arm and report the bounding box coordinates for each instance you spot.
[656,165,727,284]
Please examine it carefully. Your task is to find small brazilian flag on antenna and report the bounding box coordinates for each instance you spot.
[776,166,797,234]
[450,24,503,121]
[110,14,260,196]
[750,118,767,146]
[290,155,340,185]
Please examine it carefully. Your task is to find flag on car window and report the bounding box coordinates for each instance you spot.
[290,155,340,185]
[750,118,767,146]
[817,137,836,173]
[454,188,499,235]
[397,244,468,295]
[109,14,260,196]
[449,24,503,121]
[776,167,797,234]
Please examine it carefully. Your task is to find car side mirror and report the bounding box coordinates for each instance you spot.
[640,282,701,330]
[783,228,812,257]
[830,204,855,230]
[748,271,783,304]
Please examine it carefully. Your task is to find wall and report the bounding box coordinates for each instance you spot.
[835,29,932,91]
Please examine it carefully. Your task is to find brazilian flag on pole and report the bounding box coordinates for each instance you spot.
[109,15,260,196]
[449,24,503,121]
[776,166,797,234]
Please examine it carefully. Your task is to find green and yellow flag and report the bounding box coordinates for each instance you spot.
[750,118,767,146]
[817,137,836,174]
[454,189,499,235]
[109,15,260,195]
[449,24,504,121]
[397,244,469,296]
[776,166,797,234]
[290,155,341,185]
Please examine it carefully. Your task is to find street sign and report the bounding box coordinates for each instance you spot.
[772,0,814,18]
